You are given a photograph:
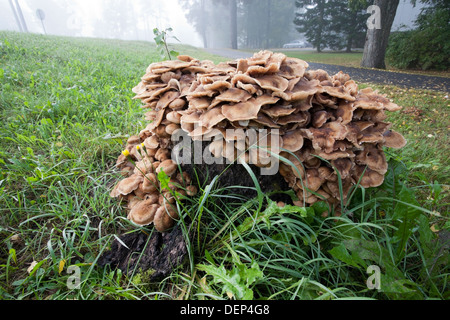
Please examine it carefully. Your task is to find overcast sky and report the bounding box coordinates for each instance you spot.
[1,0,422,47]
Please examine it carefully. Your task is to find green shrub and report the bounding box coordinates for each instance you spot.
[386,2,450,71]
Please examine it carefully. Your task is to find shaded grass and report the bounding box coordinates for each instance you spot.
[0,31,448,300]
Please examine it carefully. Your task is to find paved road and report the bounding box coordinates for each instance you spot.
[204,48,449,92]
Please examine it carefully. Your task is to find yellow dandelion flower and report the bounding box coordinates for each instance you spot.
[136,145,141,151]
[122,150,130,157]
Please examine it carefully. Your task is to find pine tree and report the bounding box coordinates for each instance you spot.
[294,0,332,52]
[294,0,368,52]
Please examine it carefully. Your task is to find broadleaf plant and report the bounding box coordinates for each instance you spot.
[153,27,180,60]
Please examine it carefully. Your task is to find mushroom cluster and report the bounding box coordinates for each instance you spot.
[111,50,406,231]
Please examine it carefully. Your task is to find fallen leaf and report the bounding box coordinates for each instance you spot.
[27,261,38,274]
[58,259,66,275]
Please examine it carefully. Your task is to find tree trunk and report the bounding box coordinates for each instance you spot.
[316,1,324,53]
[361,0,399,69]
[200,0,208,48]
[265,0,271,49]
[346,36,353,53]
[346,10,357,53]
[230,0,238,49]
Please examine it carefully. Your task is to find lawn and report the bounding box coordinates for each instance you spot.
[0,31,448,300]
[280,49,364,68]
[280,49,450,78]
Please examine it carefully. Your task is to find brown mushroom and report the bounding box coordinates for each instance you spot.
[153,203,179,232]
[110,174,143,197]
[127,201,159,226]
[383,130,407,149]
[353,165,385,188]
[282,130,304,152]
[141,173,158,193]
[222,99,261,122]
[355,144,388,175]
[186,185,198,196]
[156,159,178,176]
[199,107,226,129]
[114,49,408,229]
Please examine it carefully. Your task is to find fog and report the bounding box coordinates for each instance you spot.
[0,0,422,49]
[0,0,203,46]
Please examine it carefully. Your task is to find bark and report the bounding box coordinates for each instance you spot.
[316,1,324,53]
[200,0,208,48]
[361,0,400,69]
[97,223,190,280]
[265,0,272,49]
[345,10,357,53]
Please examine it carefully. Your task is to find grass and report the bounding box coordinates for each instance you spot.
[0,31,449,301]
[281,50,364,68]
[279,49,450,78]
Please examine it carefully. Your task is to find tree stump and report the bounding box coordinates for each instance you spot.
[98,160,291,279]
[97,223,188,280]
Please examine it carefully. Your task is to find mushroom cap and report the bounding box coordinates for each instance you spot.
[303,121,349,153]
[144,135,159,149]
[276,111,310,127]
[383,130,407,149]
[208,139,224,158]
[353,165,385,188]
[273,78,321,102]
[155,148,170,161]
[113,174,143,197]
[334,101,354,125]
[261,104,296,118]
[282,130,304,152]
[188,97,211,110]
[153,203,179,232]
[302,168,322,192]
[169,98,187,110]
[278,57,309,79]
[322,85,356,102]
[165,123,180,135]
[127,201,159,226]
[142,173,158,193]
[254,75,289,92]
[156,159,178,176]
[188,125,213,140]
[311,110,330,128]
[212,87,252,104]
[199,107,226,129]
[331,158,353,179]
[186,185,198,196]
[355,144,388,175]
[354,88,401,112]
[156,91,180,110]
[251,113,281,128]
[221,99,261,122]
[166,111,182,124]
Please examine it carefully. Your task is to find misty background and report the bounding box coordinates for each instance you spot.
[0,0,423,49]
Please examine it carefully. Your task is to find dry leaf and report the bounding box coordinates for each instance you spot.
[27,261,38,274]
[58,259,66,275]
